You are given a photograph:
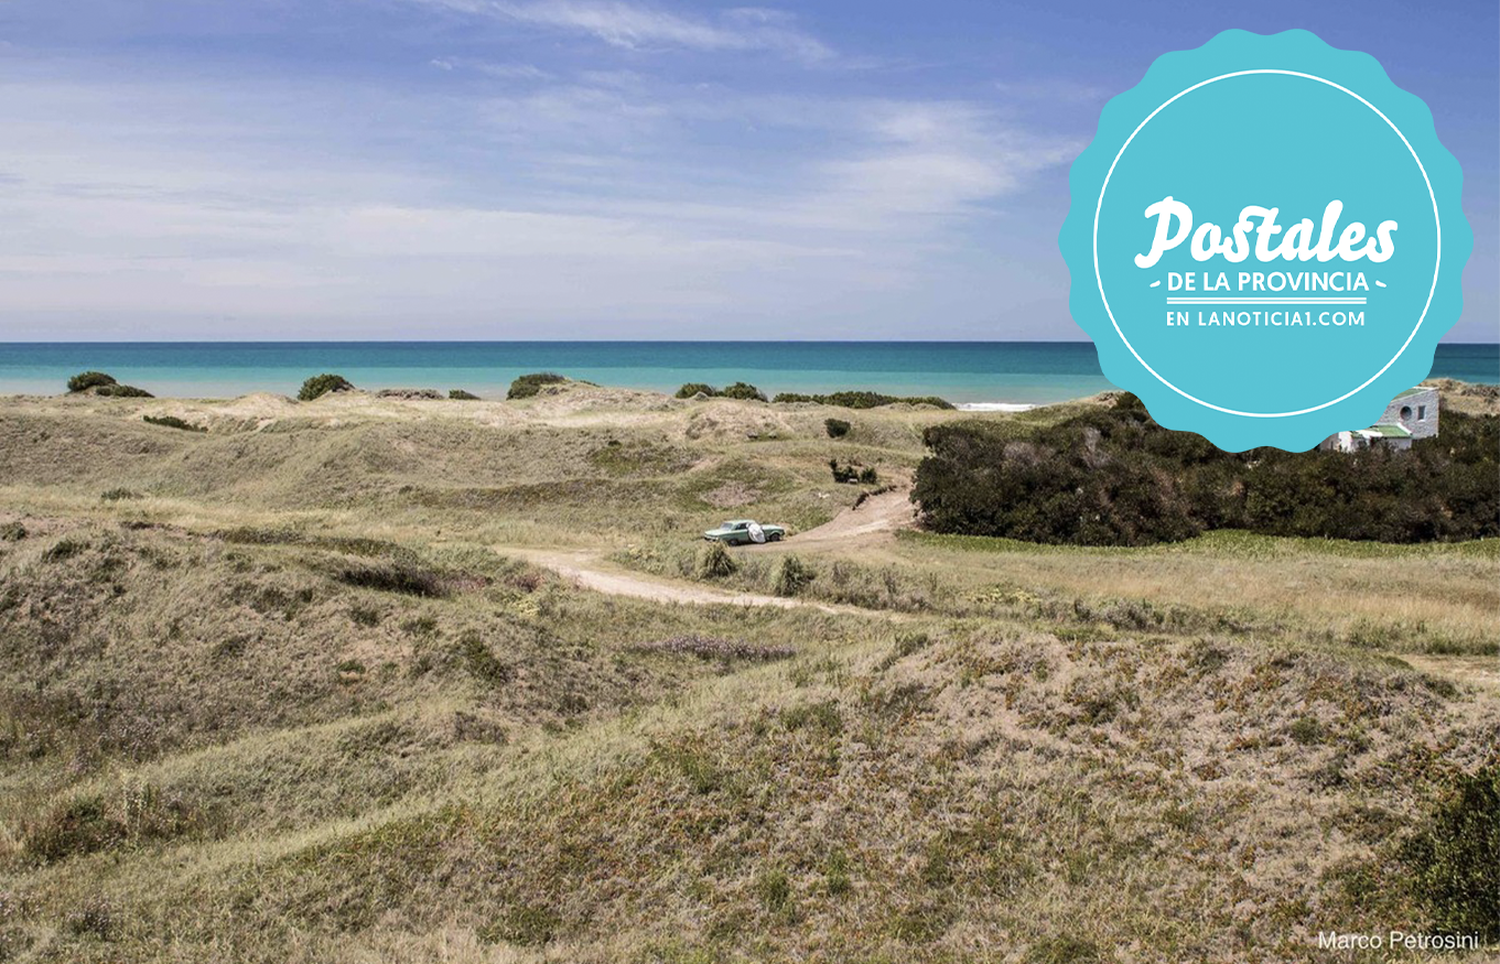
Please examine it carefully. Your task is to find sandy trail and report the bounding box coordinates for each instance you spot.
[510,547,836,610]
[504,488,918,611]
[765,486,917,550]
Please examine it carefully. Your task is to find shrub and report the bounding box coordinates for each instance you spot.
[0,521,26,541]
[336,560,447,597]
[63,898,114,941]
[1400,766,1500,940]
[507,372,567,399]
[913,395,1500,545]
[448,389,479,400]
[95,384,153,398]
[298,373,354,401]
[675,382,716,399]
[830,459,876,484]
[67,371,116,392]
[22,784,205,865]
[718,381,767,402]
[142,415,206,432]
[460,632,513,684]
[771,554,816,596]
[772,389,954,409]
[695,540,737,579]
[632,635,795,661]
[101,488,142,502]
[824,417,851,438]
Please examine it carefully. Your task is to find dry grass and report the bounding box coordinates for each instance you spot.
[0,387,1495,962]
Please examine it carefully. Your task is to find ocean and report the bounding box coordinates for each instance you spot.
[1,342,1496,407]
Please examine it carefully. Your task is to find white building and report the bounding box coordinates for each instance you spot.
[1319,386,1439,453]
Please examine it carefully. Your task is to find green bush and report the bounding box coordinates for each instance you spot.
[507,372,567,399]
[695,540,737,579]
[95,383,153,398]
[830,459,875,485]
[771,555,815,596]
[1400,766,1500,940]
[101,488,142,502]
[143,415,206,432]
[448,389,479,400]
[718,381,768,402]
[825,418,851,438]
[298,373,354,401]
[67,371,117,392]
[913,393,1500,546]
[675,382,716,399]
[773,389,954,409]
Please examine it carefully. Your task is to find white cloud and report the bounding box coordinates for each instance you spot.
[431,57,552,80]
[409,0,834,63]
[0,59,1078,338]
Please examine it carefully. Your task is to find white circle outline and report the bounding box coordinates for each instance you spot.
[1093,69,1442,418]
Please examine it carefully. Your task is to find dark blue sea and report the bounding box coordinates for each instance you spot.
[0,342,1494,406]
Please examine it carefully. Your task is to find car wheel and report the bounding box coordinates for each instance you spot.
[768,532,782,542]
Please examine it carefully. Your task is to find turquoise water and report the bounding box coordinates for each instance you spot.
[0,342,1495,405]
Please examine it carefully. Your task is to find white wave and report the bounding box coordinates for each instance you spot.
[956,401,1035,412]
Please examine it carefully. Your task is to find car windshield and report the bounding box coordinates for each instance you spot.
[722,521,739,530]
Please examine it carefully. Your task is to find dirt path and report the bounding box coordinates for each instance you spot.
[765,486,916,550]
[504,488,917,612]
[512,547,835,610]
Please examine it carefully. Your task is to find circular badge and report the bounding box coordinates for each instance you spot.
[1059,30,1471,451]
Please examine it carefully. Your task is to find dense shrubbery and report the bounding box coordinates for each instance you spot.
[448,389,479,400]
[66,371,152,397]
[143,415,206,432]
[1400,766,1500,940]
[913,393,1499,545]
[824,418,851,438]
[719,381,768,401]
[507,372,567,399]
[67,371,116,392]
[829,459,877,485]
[298,373,353,401]
[676,381,768,401]
[773,389,954,410]
[95,384,154,397]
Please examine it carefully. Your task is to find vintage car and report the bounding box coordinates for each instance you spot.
[702,519,786,545]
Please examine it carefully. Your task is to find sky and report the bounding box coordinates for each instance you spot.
[0,0,1494,341]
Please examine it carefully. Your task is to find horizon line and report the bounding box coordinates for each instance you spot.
[1,338,1495,346]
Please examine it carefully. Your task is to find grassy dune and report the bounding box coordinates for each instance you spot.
[0,382,1495,963]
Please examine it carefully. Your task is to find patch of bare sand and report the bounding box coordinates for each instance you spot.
[762,485,917,551]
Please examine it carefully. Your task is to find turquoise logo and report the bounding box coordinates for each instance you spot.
[1060,30,1470,451]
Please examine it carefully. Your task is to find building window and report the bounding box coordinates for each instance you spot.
[1418,405,1427,421]
[1400,405,1412,422]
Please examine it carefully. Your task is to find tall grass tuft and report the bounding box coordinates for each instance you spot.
[695,540,736,579]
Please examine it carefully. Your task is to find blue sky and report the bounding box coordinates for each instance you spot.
[0,0,1494,340]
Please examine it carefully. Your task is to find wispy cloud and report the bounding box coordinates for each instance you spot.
[430,58,552,80]
[409,0,835,63]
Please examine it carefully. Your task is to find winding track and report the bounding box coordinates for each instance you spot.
[506,487,916,612]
